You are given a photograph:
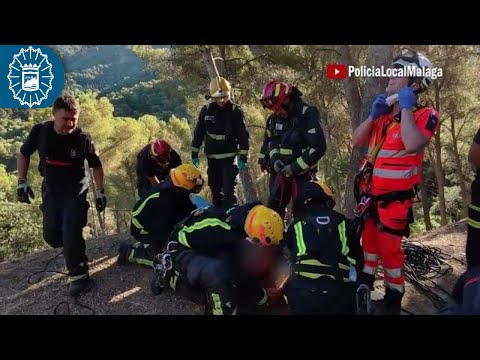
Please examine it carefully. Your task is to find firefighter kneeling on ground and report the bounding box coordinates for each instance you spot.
[152,203,284,315]
[117,164,203,268]
[283,181,363,315]
[352,49,441,314]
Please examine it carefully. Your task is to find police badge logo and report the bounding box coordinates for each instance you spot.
[70,149,78,159]
[7,46,54,107]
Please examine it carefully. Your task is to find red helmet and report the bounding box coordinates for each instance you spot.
[149,139,171,165]
[260,80,292,111]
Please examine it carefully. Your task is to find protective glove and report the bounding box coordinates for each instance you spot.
[17,179,34,204]
[237,159,246,172]
[398,86,416,110]
[281,163,294,177]
[273,160,285,173]
[370,93,391,120]
[95,189,107,212]
[192,158,200,168]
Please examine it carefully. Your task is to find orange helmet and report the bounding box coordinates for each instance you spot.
[244,205,284,247]
[169,164,204,193]
[260,80,292,112]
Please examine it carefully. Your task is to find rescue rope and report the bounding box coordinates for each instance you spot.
[402,241,454,310]
[27,250,96,315]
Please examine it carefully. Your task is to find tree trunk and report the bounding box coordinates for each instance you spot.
[337,45,393,216]
[419,166,433,230]
[431,88,448,226]
[199,45,258,203]
[450,115,469,217]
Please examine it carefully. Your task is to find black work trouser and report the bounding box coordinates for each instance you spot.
[207,157,238,208]
[467,177,480,270]
[284,275,356,315]
[170,250,237,315]
[41,183,90,277]
[267,172,313,218]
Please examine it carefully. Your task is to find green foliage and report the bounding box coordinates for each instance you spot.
[0,203,45,261]
[109,80,187,119]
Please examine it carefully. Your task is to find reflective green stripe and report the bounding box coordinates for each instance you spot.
[207,132,226,140]
[338,220,350,259]
[134,258,154,267]
[258,153,265,159]
[269,148,279,158]
[211,293,223,315]
[294,222,306,256]
[297,272,335,280]
[470,203,480,213]
[131,217,146,232]
[298,259,330,267]
[238,149,248,155]
[191,147,200,152]
[296,157,309,170]
[170,271,179,290]
[178,232,190,247]
[178,219,231,248]
[279,148,293,155]
[207,153,236,159]
[468,218,480,229]
[140,229,149,235]
[338,263,350,271]
[347,256,356,265]
[256,288,268,306]
[132,192,160,217]
[68,274,88,283]
[128,248,135,263]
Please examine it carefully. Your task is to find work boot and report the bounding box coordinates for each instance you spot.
[68,277,95,297]
[382,287,404,315]
[117,241,133,266]
[357,272,376,291]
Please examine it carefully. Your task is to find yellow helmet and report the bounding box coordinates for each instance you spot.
[244,205,284,247]
[317,180,334,199]
[209,76,231,99]
[169,164,204,193]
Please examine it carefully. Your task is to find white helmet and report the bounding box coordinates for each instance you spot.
[392,49,433,93]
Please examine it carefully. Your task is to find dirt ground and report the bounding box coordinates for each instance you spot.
[0,221,468,315]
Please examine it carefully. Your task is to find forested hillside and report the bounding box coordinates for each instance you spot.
[1,45,479,263]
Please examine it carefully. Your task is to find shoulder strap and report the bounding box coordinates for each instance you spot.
[368,120,399,163]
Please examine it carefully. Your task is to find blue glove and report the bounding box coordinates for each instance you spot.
[398,87,416,110]
[192,158,200,168]
[370,93,390,120]
[238,159,246,172]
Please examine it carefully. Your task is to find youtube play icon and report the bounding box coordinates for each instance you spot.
[327,64,347,79]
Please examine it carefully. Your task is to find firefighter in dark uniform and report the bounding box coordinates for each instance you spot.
[258,116,276,197]
[283,181,363,314]
[439,266,480,315]
[259,80,327,218]
[117,164,204,267]
[16,95,106,297]
[191,76,250,208]
[135,139,182,198]
[467,128,480,269]
[158,203,284,315]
